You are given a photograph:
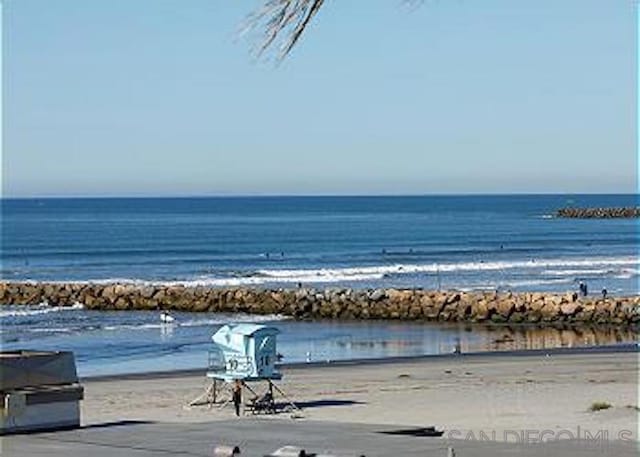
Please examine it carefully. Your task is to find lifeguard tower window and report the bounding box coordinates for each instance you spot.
[208,324,282,382]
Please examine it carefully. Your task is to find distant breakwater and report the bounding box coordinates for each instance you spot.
[556,207,640,218]
[1,282,638,326]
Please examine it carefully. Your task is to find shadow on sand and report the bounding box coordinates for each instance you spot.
[292,399,365,409]
[378,426,444,437]
[80,420,155,430]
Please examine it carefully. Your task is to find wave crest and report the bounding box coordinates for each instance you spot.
[0,302,84,318]
[166,256,640,287]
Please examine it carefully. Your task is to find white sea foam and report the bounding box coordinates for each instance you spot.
[0,302,84,319]
[499,278,574,288]
[27,327,73,334]
[50,278,151,286]
[543,269,611,277]
[459,278,574,291]
[613,269,640,279]
[458,285,500,292]
[102,323,165,331]
[100,314,287,332]
[178,314,286,327]
[174,272,385,287]
[259,257,639,277]
[168,256,640,286]
[18,257,637,289]
[88,278,149,285]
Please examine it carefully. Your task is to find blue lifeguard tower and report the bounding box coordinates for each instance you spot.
[208,323,282,381]
[189,323,299,415]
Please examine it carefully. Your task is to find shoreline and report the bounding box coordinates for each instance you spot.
[80,342,640,382]
[2,282,638,325]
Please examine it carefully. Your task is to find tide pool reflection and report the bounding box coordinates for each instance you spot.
[299,323,638,362]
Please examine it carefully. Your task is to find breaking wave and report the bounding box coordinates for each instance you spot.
[162,256,639,287]
[0,302,84,318]
[100,314,287,332]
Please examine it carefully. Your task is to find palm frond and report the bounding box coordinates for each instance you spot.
[244,0,325,61]
[245,0,425,61]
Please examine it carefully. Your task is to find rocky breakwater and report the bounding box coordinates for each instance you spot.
[1,282,639,326]
[556,207,640,218]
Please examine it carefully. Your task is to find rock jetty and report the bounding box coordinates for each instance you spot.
[1,282,638,326]
[556,207,640,218]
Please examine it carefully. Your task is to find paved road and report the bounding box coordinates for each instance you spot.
[2,419,637,457]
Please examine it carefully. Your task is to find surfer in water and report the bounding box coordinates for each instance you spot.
[160,311,175,323]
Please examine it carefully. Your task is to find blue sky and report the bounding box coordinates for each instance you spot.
[3,0,637,197]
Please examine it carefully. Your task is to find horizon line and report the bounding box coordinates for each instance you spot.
[1,191,638,200]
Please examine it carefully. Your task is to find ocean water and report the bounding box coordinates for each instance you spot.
[1,195,638,376]
[2,195,638,293]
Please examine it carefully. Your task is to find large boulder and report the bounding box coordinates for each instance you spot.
[495,299,514,319]
[369,289,386,301]
[560,302,581,316]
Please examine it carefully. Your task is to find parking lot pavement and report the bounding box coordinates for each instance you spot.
[2,419,637,457]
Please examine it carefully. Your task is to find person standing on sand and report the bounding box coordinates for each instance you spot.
[232,380,242,417]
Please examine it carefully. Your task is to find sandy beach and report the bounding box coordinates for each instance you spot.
[81,350,639,442]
